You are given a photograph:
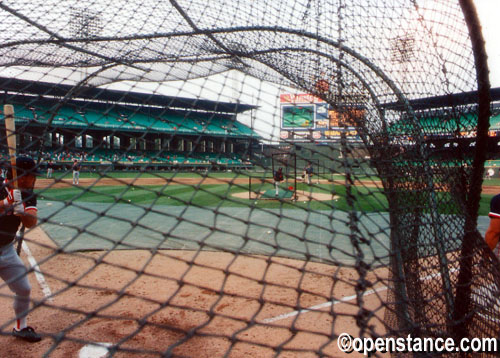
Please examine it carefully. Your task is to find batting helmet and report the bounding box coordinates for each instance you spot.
[6,155,39,179]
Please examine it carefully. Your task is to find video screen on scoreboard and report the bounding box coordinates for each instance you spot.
[282,105,315,129]
[329,108,365,127]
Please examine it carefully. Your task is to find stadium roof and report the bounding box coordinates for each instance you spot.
[381,87,500,111]
[0,77,260,139]
[0,76,257,114]
[388,112,500,135]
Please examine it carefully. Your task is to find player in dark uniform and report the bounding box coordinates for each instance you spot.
[0,160,7,178]
[305,163,313,185]
[273,167,283,196]
[486,193,500,251]
[0,156,41,342]
[72,159,81,185]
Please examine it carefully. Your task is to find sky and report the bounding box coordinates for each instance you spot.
[474,0,500,88]
[140,1,500,143]
[159,1,500,142]
[2,0,499,143]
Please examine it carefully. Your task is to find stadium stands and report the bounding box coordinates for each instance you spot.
[0,77,259,172]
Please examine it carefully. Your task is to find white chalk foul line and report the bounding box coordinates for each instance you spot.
[262,266,461,324]
[262,286,389,324]
[22,240,53,302]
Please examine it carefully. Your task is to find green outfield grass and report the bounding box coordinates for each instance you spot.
[36,182,387,212]
[46,169,500,186]
[483,177,500,186]
[479,194,494,216]
[36,181,495,215]
[37,171,497,215]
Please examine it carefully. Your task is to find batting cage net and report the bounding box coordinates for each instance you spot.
[0,0,496,357]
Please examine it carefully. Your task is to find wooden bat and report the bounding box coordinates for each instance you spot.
[4,104,17,188]
[3,104,24,255]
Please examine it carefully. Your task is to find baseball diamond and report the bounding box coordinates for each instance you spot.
[0,1,499,357]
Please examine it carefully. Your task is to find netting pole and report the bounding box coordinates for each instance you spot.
[452,0,492,343]
[388,206,414,334]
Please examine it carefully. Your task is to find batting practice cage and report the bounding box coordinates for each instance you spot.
[0,0,499,357]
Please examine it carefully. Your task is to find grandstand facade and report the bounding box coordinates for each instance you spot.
[0,77,260,171]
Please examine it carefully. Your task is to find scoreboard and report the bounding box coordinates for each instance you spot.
[280,93,363,143]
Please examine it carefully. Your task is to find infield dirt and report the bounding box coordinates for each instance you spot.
[0,226,388,358]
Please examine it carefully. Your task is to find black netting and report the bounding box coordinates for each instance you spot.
[0,0,496,357]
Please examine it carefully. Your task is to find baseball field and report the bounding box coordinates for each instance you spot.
[0,171,497,357]
[34,171,498,214]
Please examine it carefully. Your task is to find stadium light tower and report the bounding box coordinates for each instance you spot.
[391,35,415,63]
[391,34,415,89]
[69,7,102,81]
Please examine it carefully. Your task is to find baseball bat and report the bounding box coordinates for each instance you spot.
[3,105,24,255]
[16,225,26,255]
[4,104,17,187]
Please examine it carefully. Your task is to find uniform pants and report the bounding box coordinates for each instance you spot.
[73,170,79,184]
[0,243,31,320]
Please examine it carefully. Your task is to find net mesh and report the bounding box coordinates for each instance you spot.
[0,0,496,357]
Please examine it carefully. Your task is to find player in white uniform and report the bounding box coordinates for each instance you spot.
[273,168,283,196]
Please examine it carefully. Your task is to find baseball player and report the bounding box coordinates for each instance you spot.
[273,167,283,197]
[0,160,7,178]
[485,193,500,251]
[72,159,81,185]
[486,168,495,180]
[0,156,41,342]
[46,160,54,179]
[305,163,313,185]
